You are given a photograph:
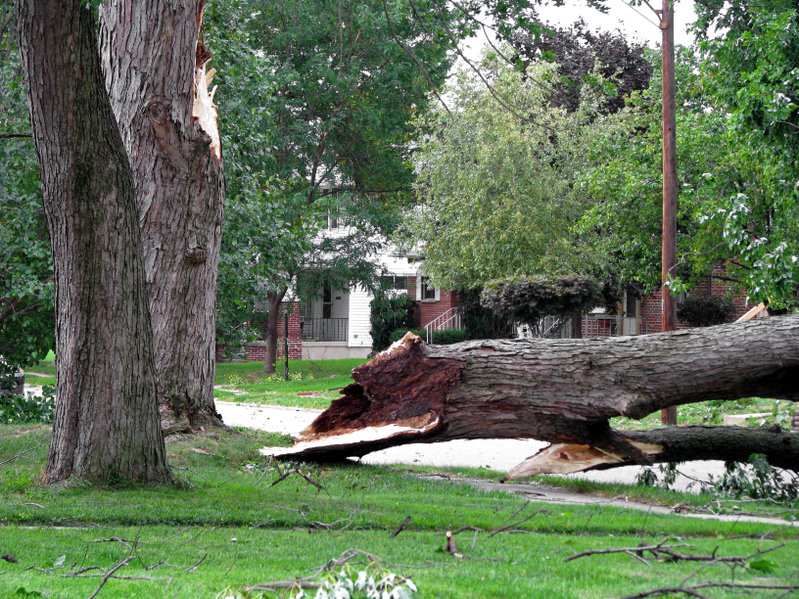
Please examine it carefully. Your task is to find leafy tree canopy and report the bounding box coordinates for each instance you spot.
[398,51,611,291]
[506,17,652,114]
[579,5,799,309]
[0,12,53,367]
[207,0,467,344]
[481,275,602,334]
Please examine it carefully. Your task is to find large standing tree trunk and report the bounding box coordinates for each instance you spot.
[98,0,225,434]
[263,289,288,375]
[16,0,171,484]
[267,316,799,474]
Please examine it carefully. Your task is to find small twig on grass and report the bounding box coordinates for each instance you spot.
[497,500,531,528]
[269,468,325,492]
[88,537,142,550]
[160,526,194,544]
[185,553,207,573]
[86,556,132,599]
[390,515,412,538]
[0,444,44,467]
[254,455,283,485]
[309,504,361,531]
[174,527,206,549]
[66,566,104,576]
[450,525,484,535]
[487,509,546,538]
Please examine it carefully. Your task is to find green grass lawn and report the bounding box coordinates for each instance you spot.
[1,424,797,598]
[214,358,364,409]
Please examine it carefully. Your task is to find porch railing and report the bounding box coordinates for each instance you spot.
[518,315,649,339]
[301,317,348,342]
[424,307,463,343]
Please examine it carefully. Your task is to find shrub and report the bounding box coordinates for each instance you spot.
[370,293,417,352]
[481,275,602,326]
[677,295,736,327]
[431,329,467,345]
[0,386,55,424]
[459,288,513,340]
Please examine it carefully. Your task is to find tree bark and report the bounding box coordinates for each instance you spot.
[267,316,799,474]
[16,0,171,484]
[508,425,799,479]
[263,289,288,375]
[98,0,225,433]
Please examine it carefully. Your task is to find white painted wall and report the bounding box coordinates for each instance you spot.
[347,284,373,348]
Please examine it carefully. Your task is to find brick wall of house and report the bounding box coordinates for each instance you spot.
[216,301,302,362]
[418,291,462,329]
[640,264,753,333]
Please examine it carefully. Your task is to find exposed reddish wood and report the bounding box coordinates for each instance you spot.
[271,317,799,471]
[304,333,461,439]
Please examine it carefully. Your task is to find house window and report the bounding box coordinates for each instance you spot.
[381,275,409,293]
[322,284,332,319]
[624,292,638,317]
[416,276,439,302]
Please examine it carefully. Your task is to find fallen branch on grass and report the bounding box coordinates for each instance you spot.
[0,444,44,468]
[390,515,412,538]
[567,539,785,569]
[487,500,546,538]
[88,537,143,549]
[617,581,799,599]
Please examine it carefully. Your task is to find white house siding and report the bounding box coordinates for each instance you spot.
[347,285,373,348]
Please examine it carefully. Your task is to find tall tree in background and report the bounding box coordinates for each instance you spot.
[98,0,225,433]
[400,53,607,291]
[0,7,52,369]
[16,0,171,484]
[209,0,463,372]
[692,1,799,309]
[507,18,652,114]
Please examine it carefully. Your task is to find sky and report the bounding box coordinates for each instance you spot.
[460,0,698,62]
[535,0,697,48]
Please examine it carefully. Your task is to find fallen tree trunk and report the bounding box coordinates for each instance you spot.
[266,315,799,475]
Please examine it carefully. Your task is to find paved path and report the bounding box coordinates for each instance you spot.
[216,401,728,493]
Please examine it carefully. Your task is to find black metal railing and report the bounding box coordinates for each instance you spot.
[301,317,348,342]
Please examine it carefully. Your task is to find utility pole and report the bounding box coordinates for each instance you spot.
[660,0,678,426]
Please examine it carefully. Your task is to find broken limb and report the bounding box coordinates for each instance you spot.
[265,316,799,474]
[508,425,799,479]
